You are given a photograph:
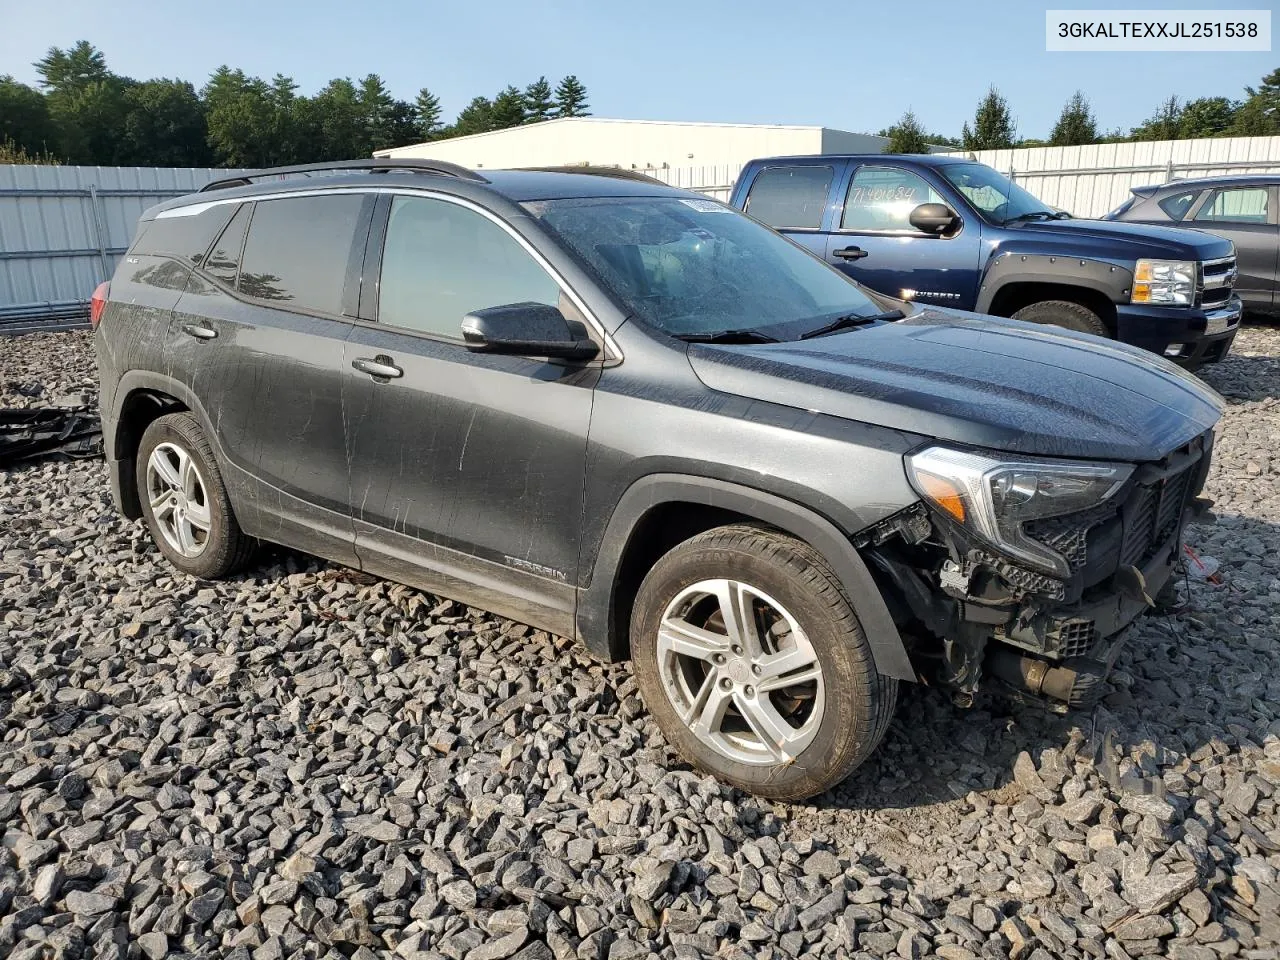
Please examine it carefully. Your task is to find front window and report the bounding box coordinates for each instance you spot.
[940,163,1059,225]
[841,166,945,232]
[524,196,888,340]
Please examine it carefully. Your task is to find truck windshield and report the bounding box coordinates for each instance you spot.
[523,196,887,340]
[940,163,1060,224]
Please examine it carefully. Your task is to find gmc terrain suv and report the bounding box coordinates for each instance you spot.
[93,159,1222,800]
[730,155,1242,367]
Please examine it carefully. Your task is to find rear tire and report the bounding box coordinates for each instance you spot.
[631,524,897,801]
[136,412,255,579]
[1012,299,1110,338]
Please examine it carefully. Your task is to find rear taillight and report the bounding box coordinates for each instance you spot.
[90,281,110,328]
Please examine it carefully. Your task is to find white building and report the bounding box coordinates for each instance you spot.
[374,118,898,198]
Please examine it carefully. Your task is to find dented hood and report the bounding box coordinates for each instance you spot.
[686,309,1223,462]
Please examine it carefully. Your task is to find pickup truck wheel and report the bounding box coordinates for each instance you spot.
[1012,299,1110,338]
[631,524,897,801]
[136,412,255,579]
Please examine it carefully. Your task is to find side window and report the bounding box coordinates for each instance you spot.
[744,166,834,229]
[131,204,238,265]
[204,203,251,287]
[1157,190,1200,221]
[841,166,944,232]
[378,196,561,339]
[238,194,365,312]
[1194,187,1269,224]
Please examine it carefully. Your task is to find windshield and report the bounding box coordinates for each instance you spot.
[940,163,1058,224]
[523,196,886,339]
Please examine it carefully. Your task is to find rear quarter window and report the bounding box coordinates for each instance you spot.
[131,204,239,266]
[744,165,834,230]
[1157,190,1201,221]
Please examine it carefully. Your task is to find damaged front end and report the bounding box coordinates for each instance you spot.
[859,432,1214,712]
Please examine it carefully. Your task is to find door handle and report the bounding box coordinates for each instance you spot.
[833,246,869,261]
[351,356,403,380]
[182,323,217,340]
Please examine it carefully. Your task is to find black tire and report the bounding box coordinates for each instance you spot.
[1012,299,1110,338]
[135,412,255,578]
[631,524,898,801]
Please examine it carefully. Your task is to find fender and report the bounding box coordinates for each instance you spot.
[577,473,918,681]
[976,252,1133,315]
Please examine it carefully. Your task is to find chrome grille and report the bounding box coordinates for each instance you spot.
[1199,256,1236,308]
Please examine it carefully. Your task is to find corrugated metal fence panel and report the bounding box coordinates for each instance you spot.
[0,165,249,330]
[946,136,1280,218]
[640,164,743,201]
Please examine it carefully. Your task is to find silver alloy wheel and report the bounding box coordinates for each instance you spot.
[145,442,212,558]
[656,578,825,766]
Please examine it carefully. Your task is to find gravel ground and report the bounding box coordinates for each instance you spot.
[1,327,1278,960]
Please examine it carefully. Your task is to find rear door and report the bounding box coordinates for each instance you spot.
[342,192,600,634]
[738,161,846,256]
[824,163,982,309]
[165,191,373,563]
[1187,183,1278,308]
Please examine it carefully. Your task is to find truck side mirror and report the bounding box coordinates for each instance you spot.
[909,203,959,236]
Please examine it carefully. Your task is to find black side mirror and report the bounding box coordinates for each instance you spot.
[461,302,599,360]
[909,202,959,235]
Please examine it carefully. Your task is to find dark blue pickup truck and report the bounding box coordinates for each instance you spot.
[729,155,1242,367]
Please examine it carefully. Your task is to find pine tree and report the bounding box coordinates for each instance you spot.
[1049,91,1097,146]
[1132,96,1182,141]
[452,96,494,137]
[523,76,555,123]
[962,86,1016,150]
[415,88,442,140]
[883,110,929,154]
[555,76,589,118]
[359,73,394,150]
[490,86,526,129]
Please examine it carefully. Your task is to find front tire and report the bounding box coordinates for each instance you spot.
[631,524,897,801]
[1012,299,1110,338]
[136,412,254,578]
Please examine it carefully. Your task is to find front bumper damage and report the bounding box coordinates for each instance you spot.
[861,432,1213,711]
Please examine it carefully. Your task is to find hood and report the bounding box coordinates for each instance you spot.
[687,309,1223,462]
[1005,217,1235,261]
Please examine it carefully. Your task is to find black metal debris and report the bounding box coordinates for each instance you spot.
[0,408,102,467]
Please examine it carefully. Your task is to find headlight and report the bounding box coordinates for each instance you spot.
[1132,259,1195,306]
[906,446,1133,577]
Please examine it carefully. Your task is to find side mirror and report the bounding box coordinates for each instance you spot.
[461,303,599,361]
[909,202,959,236]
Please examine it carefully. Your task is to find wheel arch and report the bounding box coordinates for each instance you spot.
[977,252,1132,330]
[577,474,918,681]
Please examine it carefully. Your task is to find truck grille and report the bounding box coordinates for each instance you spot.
[1199,256,1236,308]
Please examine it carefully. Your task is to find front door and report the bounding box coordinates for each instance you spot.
[824,164,982,310]
[1188,183,1278,309]
[343,193,599,634]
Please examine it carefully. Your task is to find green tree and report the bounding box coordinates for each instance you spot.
[33,40,109,91]
[359,73,395,150]
[1178,97,1235,138]
[882,110,930,153]
[1131,95,1182,141]
[555,75,589,117]
[523,76,555,123]
[383,100,421,147]
[120,79,209,166]
[0,76,55,156]
[490,85,527,129]
[451,96,494,136]
[203,67,277,166]
[1049,91,1097,146]
[311,78,367,158]
[962,86,1016,150]
[1230,67,1280,135]
[34,41,130,163]
[1,138,61,164]
[415,88,443,140]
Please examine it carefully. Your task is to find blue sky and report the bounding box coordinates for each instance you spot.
[1,0,1273,139]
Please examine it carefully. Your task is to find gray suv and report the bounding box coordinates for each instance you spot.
[93,160,1222,800]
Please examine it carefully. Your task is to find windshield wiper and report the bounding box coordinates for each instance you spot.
[676,329,780,344]
[800,310,904,340]
[1002,211,1057,224]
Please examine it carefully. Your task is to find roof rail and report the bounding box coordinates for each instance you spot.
[198,158,489,193]
[522,165,666,184]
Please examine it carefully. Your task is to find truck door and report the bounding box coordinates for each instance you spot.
[737,161,847,257]
[824,163,982,310]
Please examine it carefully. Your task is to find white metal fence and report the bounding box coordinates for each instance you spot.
[0,165,247,333]
[639,163,743,201]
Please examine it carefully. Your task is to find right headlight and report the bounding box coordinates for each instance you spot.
[906,446,1133,578]
[1132,259,1195,306]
